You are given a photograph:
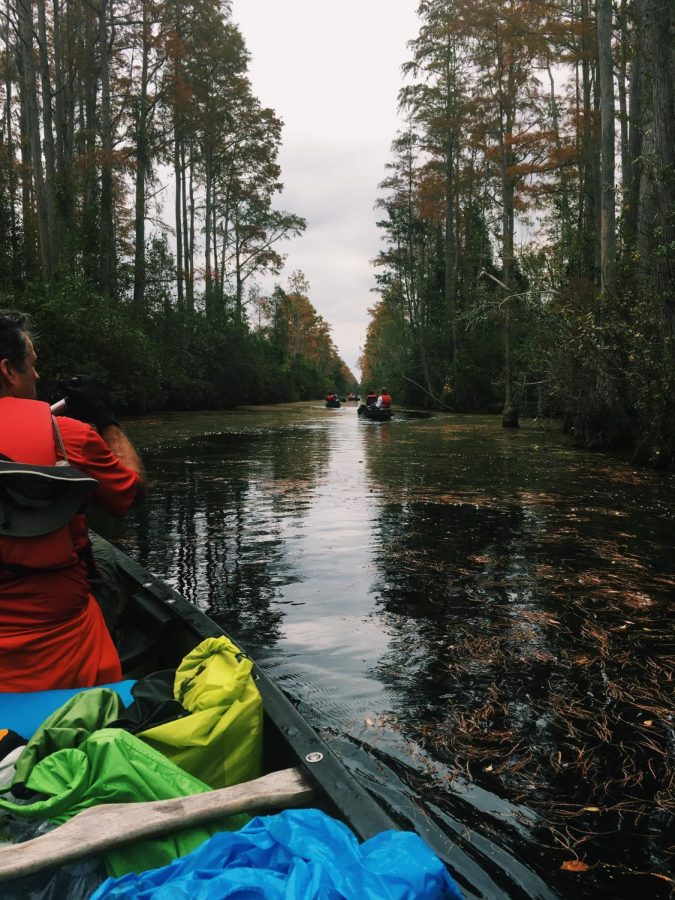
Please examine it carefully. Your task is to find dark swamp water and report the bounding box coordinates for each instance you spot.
[99,402,674,898]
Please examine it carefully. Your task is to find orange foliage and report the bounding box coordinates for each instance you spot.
[415,168,445,224]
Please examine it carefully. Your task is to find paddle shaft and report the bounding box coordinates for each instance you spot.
[0,766,315,881]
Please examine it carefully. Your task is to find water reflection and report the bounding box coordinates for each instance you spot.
[102,405,674,899]
[361,416,674,898]
[105,419,334,644]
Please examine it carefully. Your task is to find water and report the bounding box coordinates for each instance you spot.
[99,402,675,898]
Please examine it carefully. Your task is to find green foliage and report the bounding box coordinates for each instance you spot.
[2,263,350,414]
[363,0,674,465]
[13,278,163,411]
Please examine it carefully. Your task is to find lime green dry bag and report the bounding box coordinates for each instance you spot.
[138,636,263,789]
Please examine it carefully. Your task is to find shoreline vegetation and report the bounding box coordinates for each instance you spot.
[0,0,672,468]
[359,0,674,469]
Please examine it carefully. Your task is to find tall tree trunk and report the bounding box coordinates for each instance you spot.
[17,0,52,281]
[443,42,458,387]
[18,76,36,276]
[211,184,218,300]
[219,185,230,315]
[52,0,75,244]
[579,0,601,281]
[642,0,675,330]
[36,0,58,269]
[189,155,195,308]
[235,215,243,321]
[174,122,184,310]
[204,146,212,316]
[80,8,99,284]
[3,11,18,276]
[499,66,518,428]
[625,32,643,251]
[597,0,617,298]
[180,141,192,312]
[133,1,150,317]
[99,0,115,298]
[617,0,630,196]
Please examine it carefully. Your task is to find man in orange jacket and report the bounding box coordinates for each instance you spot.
[0,310,146,691]
[376,388,392,409]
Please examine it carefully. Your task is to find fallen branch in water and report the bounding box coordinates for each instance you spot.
[401,375,453,410]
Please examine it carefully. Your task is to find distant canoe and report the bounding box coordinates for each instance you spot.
[357,404,392,421]
[326,399,341,408]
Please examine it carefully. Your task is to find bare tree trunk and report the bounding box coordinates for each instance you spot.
[499,67,518,428]
[625,31,643,250]
[579,0,600,281]
[211,184,218,300]
[189,154,195,308]
[17,0,52,281]
[99,0,115,298]
[52,0,75,242]
[180,140,192,312]
[219,185,231,316]
[174,123,184,310]
[597,0,616,298]
[617,0,630,195]
[133,1,150,317]
[443,42,458,387]
[81,8,99,284]
[36,0,58,268]
[204,146,212,316]
[3,10,18,272]
[642,0,675,329]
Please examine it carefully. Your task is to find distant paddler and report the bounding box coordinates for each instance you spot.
[376,388,392,410]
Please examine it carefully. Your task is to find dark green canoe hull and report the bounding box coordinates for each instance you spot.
[109,537,395,843]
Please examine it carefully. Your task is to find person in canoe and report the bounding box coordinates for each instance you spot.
[376,387,392,410]
[326,391,337,402]
[0,310,146,691]
[365,389,377,406]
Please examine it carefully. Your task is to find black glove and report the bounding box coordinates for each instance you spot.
[59,375,119,432]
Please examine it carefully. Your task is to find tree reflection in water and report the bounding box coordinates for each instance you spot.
[362,417,674,897]
[100,406,674,898]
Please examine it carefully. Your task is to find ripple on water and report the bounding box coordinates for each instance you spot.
[109,404,675,899]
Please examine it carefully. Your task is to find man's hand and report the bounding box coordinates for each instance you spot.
[59,375,119,433]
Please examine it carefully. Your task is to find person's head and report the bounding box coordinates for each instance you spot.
[0,310,39,400]
[381,387,387,394]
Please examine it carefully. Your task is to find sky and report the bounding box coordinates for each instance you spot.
[231,1,419,378]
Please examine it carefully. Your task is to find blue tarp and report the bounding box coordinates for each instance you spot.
[0,681,136,740]
[92,807,463,899]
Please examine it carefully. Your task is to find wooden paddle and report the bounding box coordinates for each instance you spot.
[0,766,315,881]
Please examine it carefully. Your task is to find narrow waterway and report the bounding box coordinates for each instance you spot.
[98,402,675,899]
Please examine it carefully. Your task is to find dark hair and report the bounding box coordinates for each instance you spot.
[0,310,33,371]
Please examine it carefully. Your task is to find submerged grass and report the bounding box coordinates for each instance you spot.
[399,548,673,889]
[372,481,674,893]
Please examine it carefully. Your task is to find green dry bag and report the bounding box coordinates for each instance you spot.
[138,636,263,789]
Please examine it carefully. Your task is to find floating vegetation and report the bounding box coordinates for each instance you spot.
[374,495,675,891]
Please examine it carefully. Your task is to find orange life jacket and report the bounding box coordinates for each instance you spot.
[0,397,81,573]
[380,393,392,408]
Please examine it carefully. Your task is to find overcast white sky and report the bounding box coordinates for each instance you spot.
[231,1,419,377]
